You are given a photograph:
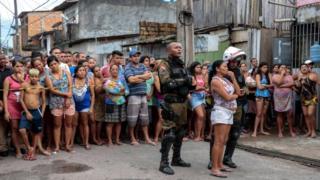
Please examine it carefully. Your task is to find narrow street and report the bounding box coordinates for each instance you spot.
[0,141,318,180]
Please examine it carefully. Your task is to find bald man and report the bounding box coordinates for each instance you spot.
[157,42,194,175]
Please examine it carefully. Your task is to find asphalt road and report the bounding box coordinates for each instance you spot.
[0,141,319,180]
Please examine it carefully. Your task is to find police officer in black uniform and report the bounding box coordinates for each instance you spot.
[157,42,194,175]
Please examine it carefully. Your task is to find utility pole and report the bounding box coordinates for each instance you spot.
[176,0,194,66]
[14,0,19,55]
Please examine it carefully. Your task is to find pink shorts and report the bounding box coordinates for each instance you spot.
[51,105,75,117]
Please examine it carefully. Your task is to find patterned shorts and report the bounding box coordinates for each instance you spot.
[51,105,75,117]
[127,95,149,127]
[104,104,126,123]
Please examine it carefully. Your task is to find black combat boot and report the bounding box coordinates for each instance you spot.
[223,121,241,168]
[223,137,238,168]
[171,129,191,167]
[159,130,175,175]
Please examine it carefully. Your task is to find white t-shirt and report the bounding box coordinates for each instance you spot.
[60,62,70,73]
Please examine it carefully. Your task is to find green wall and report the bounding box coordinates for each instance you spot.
[195,41,230,63]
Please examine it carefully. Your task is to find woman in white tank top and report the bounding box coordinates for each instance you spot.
[209,60,240,178]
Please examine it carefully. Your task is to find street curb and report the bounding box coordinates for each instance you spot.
[237,144,320,169]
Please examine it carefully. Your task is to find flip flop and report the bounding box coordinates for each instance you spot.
[221,168,233,172]
[210,172,228,178]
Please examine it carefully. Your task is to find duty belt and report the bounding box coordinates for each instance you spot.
[164,94,186,103]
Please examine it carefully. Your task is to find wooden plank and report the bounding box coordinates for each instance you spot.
[193,0,294,29]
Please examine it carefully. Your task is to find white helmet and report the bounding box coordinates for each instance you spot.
[223,46,246,62]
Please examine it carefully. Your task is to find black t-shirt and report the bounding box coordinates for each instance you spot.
[0,67,13,100]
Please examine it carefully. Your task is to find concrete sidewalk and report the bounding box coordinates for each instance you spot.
[238,134,320,162]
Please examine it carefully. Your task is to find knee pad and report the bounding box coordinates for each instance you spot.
[162,129,176,143]
[175,128,187,139]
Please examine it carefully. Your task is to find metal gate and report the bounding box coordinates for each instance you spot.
[291,22,320,68]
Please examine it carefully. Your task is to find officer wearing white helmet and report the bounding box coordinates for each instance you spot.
[208,46,247,169]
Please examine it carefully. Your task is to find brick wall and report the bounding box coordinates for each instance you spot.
[27,12,62,37]
[20,11,62,49]
[139,21,176,40]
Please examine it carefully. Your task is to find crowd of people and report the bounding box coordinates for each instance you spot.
[0,42,318,177]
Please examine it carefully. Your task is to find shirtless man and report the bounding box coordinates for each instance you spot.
[19,68,50,160]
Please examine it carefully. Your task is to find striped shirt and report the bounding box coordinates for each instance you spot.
[124,62,147,95]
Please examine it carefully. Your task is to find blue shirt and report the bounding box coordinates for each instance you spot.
[69,66,76,76]
[255,74,271,98]
[124,62,147,95]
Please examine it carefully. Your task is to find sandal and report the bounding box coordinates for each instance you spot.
[221,168,233,172]
[210,171,228,178]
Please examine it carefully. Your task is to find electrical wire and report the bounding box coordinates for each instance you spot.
[0,1,15,15]
[32,0,51,11]
[1,18,15,47]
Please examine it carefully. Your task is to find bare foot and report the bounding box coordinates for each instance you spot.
[311,133,317,138]
[290,132,296,138]
[93,140,103,146]
[106,142,114,146]
[260,131,270,136]
[23,148,36,161]
[194,137,202,142]
[146,140,156,146]
[154,139,159,145]
[85,144,91,150]
[251,133,257,137]
[304,132,311,137]
[65,146,75,153]
[52,148,60,154]
[46,147,52,152]
[40,149,51,156]
[278,133,283,138]
[130,141,140,146]
[115,141,122,145]
[16,153,23,159]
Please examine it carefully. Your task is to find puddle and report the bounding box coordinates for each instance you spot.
[32,160,92,174]
[0,160,92,179]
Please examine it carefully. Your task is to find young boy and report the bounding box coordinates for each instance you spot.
[19,68,50,160]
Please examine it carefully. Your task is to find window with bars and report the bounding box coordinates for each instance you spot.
[291,22,320,68]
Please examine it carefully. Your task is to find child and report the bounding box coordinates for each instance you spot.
[19,68,50,160]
